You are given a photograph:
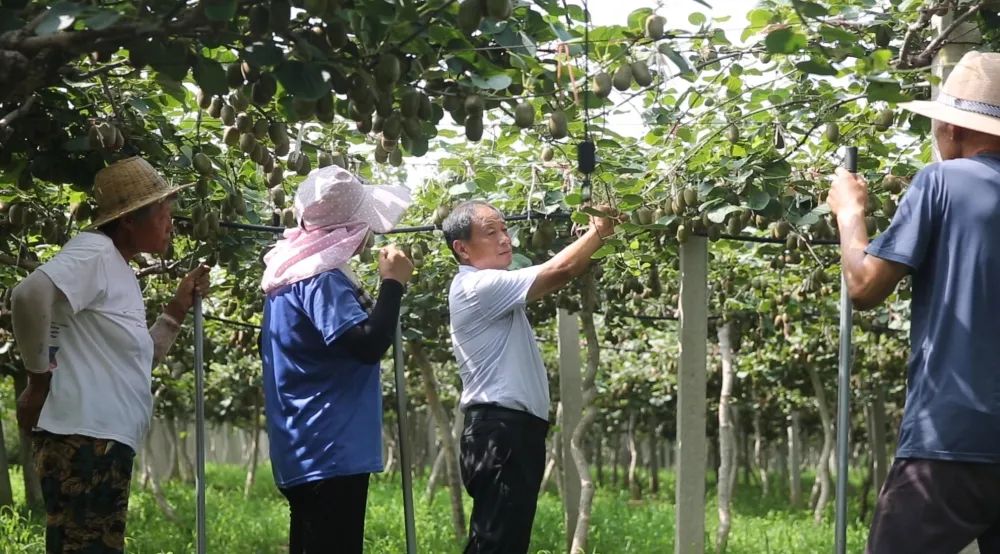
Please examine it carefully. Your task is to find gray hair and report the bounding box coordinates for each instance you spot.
[442,200,504,262]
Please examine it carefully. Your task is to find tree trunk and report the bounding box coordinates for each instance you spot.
[753,410,769,497]
[715,322,737,554]
[244,389,263,498]
[12,372,43,511]
[163,418,180,482]
[788,410,802,509]
[383,422,397,474]
[569,278,602,554]
[0,415,13,508]
[141,426,178,522]
[426,448,446,501]
[627,412,641,500]
[612,433,621,488]
[413,344,466,542]
[649,428,660,495]
[177,418,195,484]
[540,403,562,495]
[595,433,604,487]
[808,365,835,523]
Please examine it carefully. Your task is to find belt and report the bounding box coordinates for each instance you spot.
[465,403,550,428]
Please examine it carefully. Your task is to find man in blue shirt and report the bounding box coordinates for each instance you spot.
[828,51,1000,553]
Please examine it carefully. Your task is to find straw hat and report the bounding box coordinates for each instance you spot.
[90,156,193,228]
[900,51,1000,137]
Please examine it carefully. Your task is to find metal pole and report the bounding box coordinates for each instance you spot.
[834,146,858,554]
[394,321,417,554]
[194,295,207,554]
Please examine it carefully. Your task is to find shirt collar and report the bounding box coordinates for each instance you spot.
[458,264,479,273]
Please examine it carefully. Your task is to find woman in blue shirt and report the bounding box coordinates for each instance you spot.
[260,166,413,554]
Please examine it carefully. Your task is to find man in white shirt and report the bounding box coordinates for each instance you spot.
[444,201,615,554]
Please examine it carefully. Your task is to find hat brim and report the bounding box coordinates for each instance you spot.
[899,100,1000,138]
[88,181,196,229]
[356,183,413,234]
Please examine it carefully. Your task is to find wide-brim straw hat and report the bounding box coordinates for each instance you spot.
[89,156,193,228]
[900,51,1000,137]
[293,165,411,233]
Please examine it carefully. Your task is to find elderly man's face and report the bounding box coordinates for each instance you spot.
[126,199,175,255]
[933,119,961,160]
[456,206,513,270]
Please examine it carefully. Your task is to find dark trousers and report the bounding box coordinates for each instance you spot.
[867,458,1000,554]
[33,431,135,554]
[279,473,371,554]
[460,404,550,554]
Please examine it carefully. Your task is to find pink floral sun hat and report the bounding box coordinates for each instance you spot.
[261,166,412,293]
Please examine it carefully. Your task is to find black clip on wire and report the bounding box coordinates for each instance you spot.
[577,140,596,202]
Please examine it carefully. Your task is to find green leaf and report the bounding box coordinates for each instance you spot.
[202,0,238,22]
[469,73,513,91]
[764,28,807,54]
[35,2,83,36]
[795,58,838,76]
[83,9,120,30]
[818,24,857,44]
[689,12,706,26]
[509,253,534,270]
[627,8,654,30]
[449,181,477,196]
[659,44,692,75]
[747,8,774,30]
[591,243,616,259]
[793,0,828,18]
[707,205,744,224]
[242,42,284,68]
[193,57,228,97]
[748,189,770,210]
[274,61,330,101]
[866,79,909,103]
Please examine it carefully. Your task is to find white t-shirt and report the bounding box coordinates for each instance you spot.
[448,264,549,420]
[36,231,154,451]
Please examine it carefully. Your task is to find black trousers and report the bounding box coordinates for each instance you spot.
[460,404,550,554]
[867,458,1000,554]
[279,473,370,554]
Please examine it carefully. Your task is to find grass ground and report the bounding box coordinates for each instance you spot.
[0,463,869,553]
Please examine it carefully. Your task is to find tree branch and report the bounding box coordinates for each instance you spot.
[0,94,37,129]
[897,6,937,70]
[910,2,983,69]
[0,252,39,272]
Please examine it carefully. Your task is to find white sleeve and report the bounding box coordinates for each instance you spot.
[472,266,542,321]
[36,241,107,314]
[11,271,62,373]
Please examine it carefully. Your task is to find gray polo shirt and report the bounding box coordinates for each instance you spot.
[448,264,549,420]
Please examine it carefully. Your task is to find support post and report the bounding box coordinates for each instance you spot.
[557,308,583,547]
[676,235,708,554]
[834,147,858,554]
[394,321,417,554]
[193,295,207,554]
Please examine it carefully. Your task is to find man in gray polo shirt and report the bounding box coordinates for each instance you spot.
[444,201,615,554]
[829,51,1000,552]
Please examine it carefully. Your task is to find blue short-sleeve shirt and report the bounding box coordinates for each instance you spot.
[261,269,383,488]
[866,153,1000,462]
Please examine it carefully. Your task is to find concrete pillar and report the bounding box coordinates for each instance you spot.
[675,236,708,554]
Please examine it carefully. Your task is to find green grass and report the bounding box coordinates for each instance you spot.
[1,464,869,553]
